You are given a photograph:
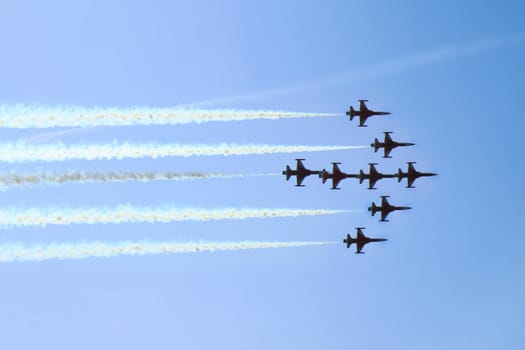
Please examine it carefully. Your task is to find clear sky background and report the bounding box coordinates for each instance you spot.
[0,1,523,349]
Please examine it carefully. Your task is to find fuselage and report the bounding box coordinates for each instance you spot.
[370,111,391,116]
[374,141,415,151]
[360,171,395,184]
[419,172,437,177]
[367,238,387,243]
[346,237,387,245]
[397,168,437,188]
[283,168,320,177]
[407,171,437,181]
[282,169,296,176]
[368,204,412,220]
[392,206,411,211]
[322,171,356,188]
[372,135,415,157]
[356,110,390,118]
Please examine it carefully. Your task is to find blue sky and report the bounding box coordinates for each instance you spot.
[0,0,524,349]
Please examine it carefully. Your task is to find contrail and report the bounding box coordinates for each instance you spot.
[0,142,367,163]
[0,171,279,189]
[0,105,339,128]
[0,206,353,228]
[187,36,523,106]
[21,127,97,144]
[0,240,338,262]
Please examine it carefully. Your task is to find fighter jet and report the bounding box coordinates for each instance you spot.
[368,196,412,222]
[358,163,396,190]
[344,227,387,254]
[346,99,391,127]
[320,162,358,190]
[397,162,437,188]
[371,132,415,158]
[282,159,322,187]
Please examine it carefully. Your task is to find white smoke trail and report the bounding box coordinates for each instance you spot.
[0,171,279,189]
[0,206,352,228]
[0,105,339,128]
[0,142,366,163]
[0,240,338,262]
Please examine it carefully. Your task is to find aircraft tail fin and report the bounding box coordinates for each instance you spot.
[397,169,403,182]
[368,202,377,216]
[332,163,341,175]
[321,169,328,184]
[359,170,365,184]
[372,138,379,152]
[349,106,355,120]
[345,234,352,248]
[285,166,291,181]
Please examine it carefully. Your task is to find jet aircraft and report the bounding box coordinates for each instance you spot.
[344,227,387,254]
[371,132,415,158]
[368,196,412,222]
[282,159,322,187]
[397,162,437,188]
[358,163,396,190]
[320,162,358,190]
[346,99,391,127]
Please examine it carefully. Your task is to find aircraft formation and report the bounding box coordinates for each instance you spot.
[283,99,437,254]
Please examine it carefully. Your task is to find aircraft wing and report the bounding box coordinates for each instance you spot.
[296,159,306,171]
[356,242,364,254]
[383,147,392,158]
[368,178,378,189]
[359,115,368,126]
[359,100,369,111]
[381,211,388,221]
[332,178,342,190]
[296,174,306,187]
[407,177,416,188]
[332,163,341,175]
[369,163,378,175]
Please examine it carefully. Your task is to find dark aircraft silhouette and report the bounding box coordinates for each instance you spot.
[371,132,415,158]
[397,162,437,188]
[320,162,358,190]
[282,159,322,187]
[346,99,391,127]
[358,163,396,190]
[368,196,412,222]
[344,227,387,254]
